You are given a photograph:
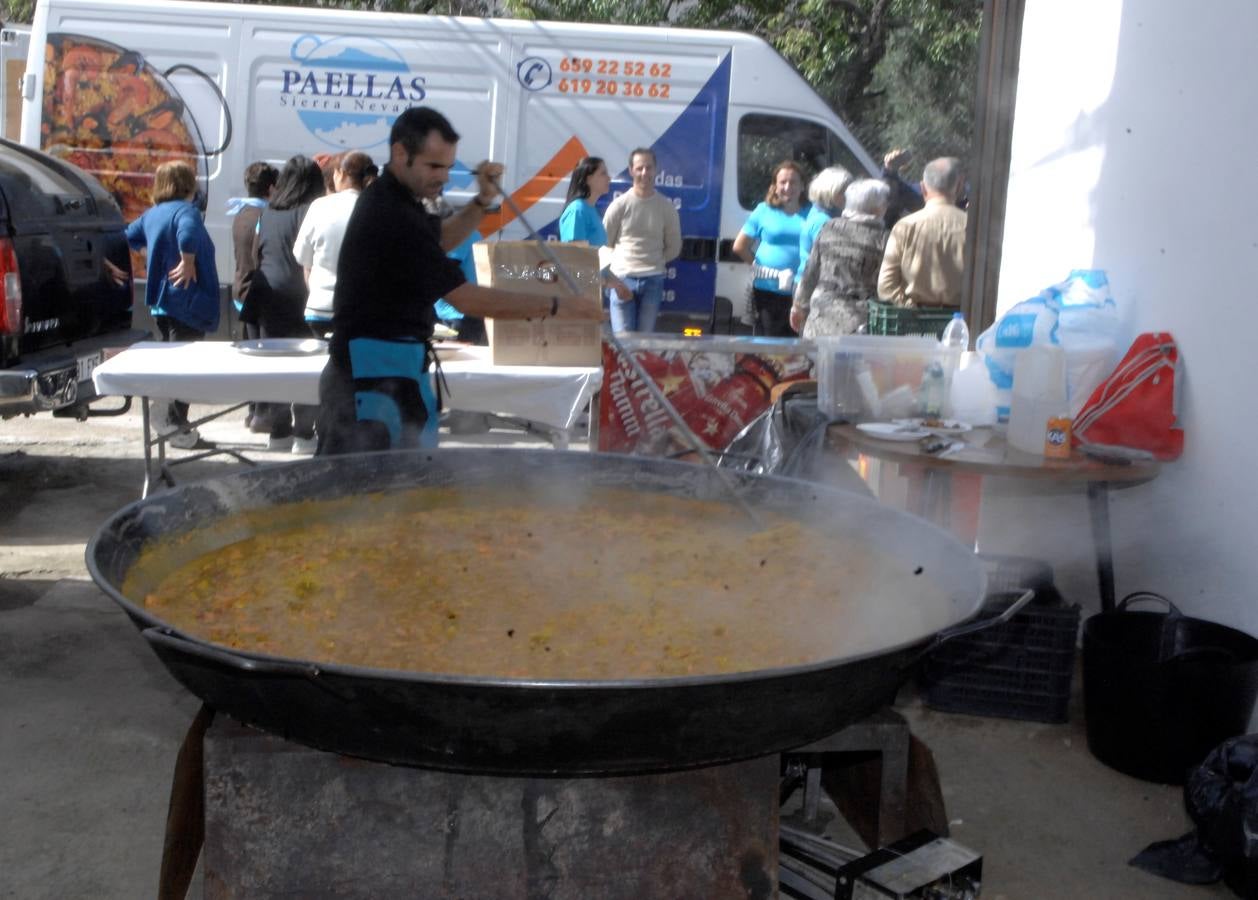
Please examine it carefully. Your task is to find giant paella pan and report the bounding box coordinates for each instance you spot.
[88,449,990,775]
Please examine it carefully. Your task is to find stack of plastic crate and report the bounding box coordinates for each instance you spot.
[866,300,957,339]
[919,554,1081,723]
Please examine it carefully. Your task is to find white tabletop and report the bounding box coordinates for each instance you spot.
[93,341,602,431]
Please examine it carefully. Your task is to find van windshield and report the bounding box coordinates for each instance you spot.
[736,113,865,210]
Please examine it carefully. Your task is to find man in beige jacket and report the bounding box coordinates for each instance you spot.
[877,157,967,308]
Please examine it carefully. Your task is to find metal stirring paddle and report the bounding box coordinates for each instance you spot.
[485,176,765,529]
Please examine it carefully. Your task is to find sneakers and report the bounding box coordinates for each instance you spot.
[168,428,211,450]
[291,435,318,455]
[267,434,295,452]
[153,403,212,450]
[152,416,181,439]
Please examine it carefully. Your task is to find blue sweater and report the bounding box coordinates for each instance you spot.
[125,199,220,333]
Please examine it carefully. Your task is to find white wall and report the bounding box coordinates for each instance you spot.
[984,0,1258,627]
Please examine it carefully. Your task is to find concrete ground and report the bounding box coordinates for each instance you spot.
[0,405,1231,899]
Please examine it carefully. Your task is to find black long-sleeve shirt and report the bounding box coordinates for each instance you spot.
[330,168,467,367]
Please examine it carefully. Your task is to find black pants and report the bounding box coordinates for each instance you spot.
[456,316,486,346]
[256,319,318,441]
[240,319,262,425]
[153,316,204,427]
[315,355,434,456]
[751,288,793,337]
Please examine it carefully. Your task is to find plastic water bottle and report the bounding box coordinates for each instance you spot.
[918,361,947,418]
[940,312,969,349]
[932,313,968,419]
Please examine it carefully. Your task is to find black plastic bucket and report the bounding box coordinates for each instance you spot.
[1083,592,1258,785]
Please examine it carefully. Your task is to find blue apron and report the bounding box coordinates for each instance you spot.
[348,337,440,449]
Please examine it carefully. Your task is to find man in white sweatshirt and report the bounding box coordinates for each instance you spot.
[601,148,682,333]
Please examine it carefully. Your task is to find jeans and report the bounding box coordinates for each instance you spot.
[608,273,664,334]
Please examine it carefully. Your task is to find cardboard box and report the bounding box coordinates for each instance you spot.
[473,241,603,367]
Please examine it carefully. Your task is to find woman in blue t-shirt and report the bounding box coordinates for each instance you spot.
[559,156,630,301]
[732,160,808,336]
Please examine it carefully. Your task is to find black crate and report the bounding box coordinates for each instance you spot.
[921,592,1081,723]
[977,553,1062,605]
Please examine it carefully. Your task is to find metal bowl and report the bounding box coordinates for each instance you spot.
[231,338,327,357]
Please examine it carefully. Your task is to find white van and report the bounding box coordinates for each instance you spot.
[1,26,30,140]
[20,0,876,332]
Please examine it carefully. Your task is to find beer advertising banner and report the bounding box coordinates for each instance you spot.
[598,342,813,457]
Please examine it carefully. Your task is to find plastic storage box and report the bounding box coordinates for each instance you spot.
[866,300,957,339]
[814,334,960,420]
[920,592,1081,723]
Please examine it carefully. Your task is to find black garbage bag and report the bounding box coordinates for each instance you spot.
[1132,734,1258,895]
[714,382,871,496]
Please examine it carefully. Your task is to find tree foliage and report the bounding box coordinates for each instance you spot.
[1,0,34,24]
[506,0,981,164]
[0,0,981,165]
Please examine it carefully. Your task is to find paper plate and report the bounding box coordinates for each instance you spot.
[893,418,973,436]
[856,422,930,442]
[232,338,328,357]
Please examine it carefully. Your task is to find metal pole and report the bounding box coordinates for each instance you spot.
[487,177,764,528]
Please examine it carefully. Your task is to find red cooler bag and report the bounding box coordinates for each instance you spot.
[1072,332,1183,461]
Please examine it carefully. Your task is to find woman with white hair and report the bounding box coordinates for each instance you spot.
[798,165,853,276]
[791,177,890,338]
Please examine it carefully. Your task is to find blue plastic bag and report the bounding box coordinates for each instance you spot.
[977,270,1120,422]
[1058,269,1120,343]
[976,288,1061,422]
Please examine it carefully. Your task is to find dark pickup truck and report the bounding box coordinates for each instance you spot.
[0,137,146,419]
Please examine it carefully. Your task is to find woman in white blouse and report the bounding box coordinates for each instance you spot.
[293,150,374,338]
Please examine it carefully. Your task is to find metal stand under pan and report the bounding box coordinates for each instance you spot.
[199,718,779,899]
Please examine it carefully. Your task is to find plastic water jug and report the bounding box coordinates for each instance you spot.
[1008,344,1067,455]
[950,353,997,426]
[977,292,1061,422]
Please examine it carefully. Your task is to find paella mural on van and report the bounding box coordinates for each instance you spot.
[40,34,212,273]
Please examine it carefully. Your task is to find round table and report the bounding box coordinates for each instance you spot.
[826,423,1159,611]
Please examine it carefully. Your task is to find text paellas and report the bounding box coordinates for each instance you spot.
[280,70,427,102]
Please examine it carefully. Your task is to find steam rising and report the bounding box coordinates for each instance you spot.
[122,474,980,680]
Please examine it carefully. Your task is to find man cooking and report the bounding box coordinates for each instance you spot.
[317,107,602,454]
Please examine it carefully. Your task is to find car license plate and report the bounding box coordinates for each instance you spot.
[77,350,103,382]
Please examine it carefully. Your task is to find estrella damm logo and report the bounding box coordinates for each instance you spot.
[278,35,428,150]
